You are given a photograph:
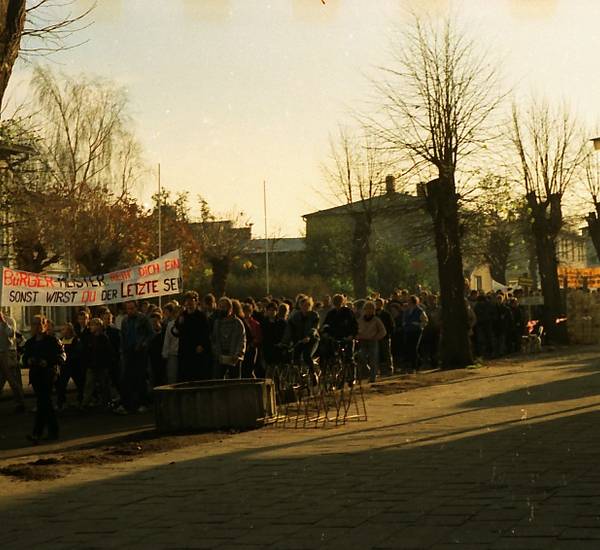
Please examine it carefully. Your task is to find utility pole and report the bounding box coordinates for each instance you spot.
[263,180,270,295]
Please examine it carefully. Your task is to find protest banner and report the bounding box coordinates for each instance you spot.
[1,250,182,307]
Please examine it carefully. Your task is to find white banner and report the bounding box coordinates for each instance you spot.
[1,250,182,307]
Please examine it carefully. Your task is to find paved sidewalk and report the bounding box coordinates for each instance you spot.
[2,350,600,549]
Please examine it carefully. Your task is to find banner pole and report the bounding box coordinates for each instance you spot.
[158,163,162,308]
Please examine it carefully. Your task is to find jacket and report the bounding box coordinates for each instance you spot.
[283,310,320,345]
[212,315,246,361]
[322,307,358,340]
[162,318,179,358]
[357,315,387,341]
[120,313,153,354]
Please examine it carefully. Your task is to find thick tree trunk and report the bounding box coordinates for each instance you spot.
[528,193,567,343]
[425,175,473,369]
[350,213,370,298]
[485,228,510,285]
[211,257,230,297]
[532,229,566,342]
[0,0,26,109]
[586,204,600,262]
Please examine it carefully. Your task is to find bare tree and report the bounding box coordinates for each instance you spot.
[0,1,26,109]
[26,66,145,272]
[461,174,525,285]
[192,197,252,297]
[322,126,395,297]
[510,100,586,342]
[369,15,503,368]
[583,144,600,262]
[0,0,91,109]
[146,189,202,281]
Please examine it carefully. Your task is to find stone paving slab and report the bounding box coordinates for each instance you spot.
[2,350,600,548]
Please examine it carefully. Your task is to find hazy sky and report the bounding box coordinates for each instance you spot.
[8,0,600,236]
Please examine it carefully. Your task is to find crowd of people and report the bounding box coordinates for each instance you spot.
[0,286,534,444]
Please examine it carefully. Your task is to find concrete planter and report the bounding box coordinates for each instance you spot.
[153,378,277,432]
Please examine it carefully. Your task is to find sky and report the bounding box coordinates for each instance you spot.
[7,0,600,237]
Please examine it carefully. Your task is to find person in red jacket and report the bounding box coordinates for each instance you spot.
[241,301,263,378]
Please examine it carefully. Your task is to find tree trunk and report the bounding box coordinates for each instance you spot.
[485,228,510,285]
[75,244,123,274]
[0,0,26,109]
[424,175,473,369]
[350,213,370,298]
[528,193,567,343]
[211,256,230,297]
[586,204,600,262]
[15,240,60,273]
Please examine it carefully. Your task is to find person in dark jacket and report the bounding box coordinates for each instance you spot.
[375,298,394,376]
[388,301,405,371]
[508,297,525,353]
[73,309,92,406]
[474,295,494,358]
[24,315,65,444]
[241,302,262,378]
[261,301,287,373]
[282,296,320,372]
[56,323,80,410]
[114,301,153,414]
[172,291,212,381]
[82,318,115,408]
[402,296,428,372]
[100,308,121,397]
[148,310,167,387]
[321,294,358,368]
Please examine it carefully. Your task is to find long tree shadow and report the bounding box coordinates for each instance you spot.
[461,370,600,410]
[3,405,600,549]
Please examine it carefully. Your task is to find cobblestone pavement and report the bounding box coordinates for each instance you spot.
[2,350,600,549]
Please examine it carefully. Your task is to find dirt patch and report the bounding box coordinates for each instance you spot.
[0,430,235,482]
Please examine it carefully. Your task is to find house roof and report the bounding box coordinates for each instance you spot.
[302,192,422,219]
[246,238,306,254]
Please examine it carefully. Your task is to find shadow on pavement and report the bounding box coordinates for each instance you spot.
[2,401,600,548]
[0,399,154,460]
[461,370,600,410]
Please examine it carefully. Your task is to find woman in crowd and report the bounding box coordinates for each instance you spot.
[212,297,246,379]
[148,310,166,387]
[402,295,428,372]
[356,301,387,382]
[282,296,320,380]
[241,301,262,378]
[162,301,180,384]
